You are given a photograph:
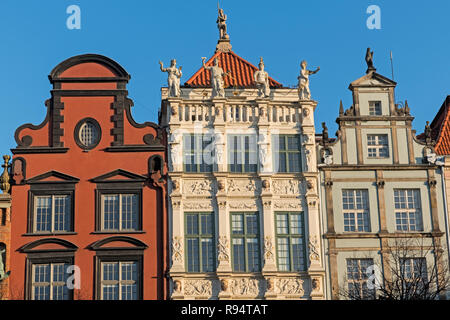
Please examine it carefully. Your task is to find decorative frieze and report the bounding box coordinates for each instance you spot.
[230,278,259,296]
[272,180,299,195]
[263,236,275,263]
[228,202,257,210]
[185,180,213,196]
[184,280,213,297]
[183,202,212,210]
[308,235,320,263]
[276,278,304,296]
[227,179,257,194]
[217,236,230,262]
[172,237,183,263]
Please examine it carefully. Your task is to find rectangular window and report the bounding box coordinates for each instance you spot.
[183,134,214,173]
[342,190,370,232]
[346,258,375,300]
[228,135,257,173]
[274,135,301,173]
[101,194,139,232]
[400,258,427,282]
[31,263,71,300]
[185,213,215,273]
[275,212,306,272]
[100,261,140,300]
[33,195,71,233]
[369,101,382,116]
[231,213,261,272]
[394,189,423,231]
[367,134,389,158]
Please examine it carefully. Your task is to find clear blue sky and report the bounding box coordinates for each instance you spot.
[0,0,448,155]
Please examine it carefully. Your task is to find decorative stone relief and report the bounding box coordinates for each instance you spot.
[171,199,181,209]
[220,279,229,293]
[308,235,320,262]
[272,180,299,195]
[276,278,304,296]
[218,201,227,209]
[173,280,182,293]
[273,202,302,210]
[264,236,275,262]
[262,179,270,192]
[218,236,230,262]
[311,278,321,292]
[263,200,272,208]
[186,180,213,196]
[228,202,257,210]
[183,202,212,210]
[266,278,275,292]
[230,278,259,296]
[227,179,257,193]
[172,180,180,191]
[184,280,212,297]
[172,237,183,263]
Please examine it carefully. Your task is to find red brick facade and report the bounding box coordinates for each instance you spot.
[9,54,168,300]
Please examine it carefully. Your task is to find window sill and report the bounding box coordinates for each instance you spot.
[91,231,146,235]
[22,232,78,237]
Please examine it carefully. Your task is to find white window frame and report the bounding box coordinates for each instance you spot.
[367,134,389,158]
[33,195,71,233]
[394,189,423,232]
[342,189,371,232]
[100,261,139,300]
[369,101,382,116]
[79,121,98,147]
[31,263,69,300]
[101,193,139,232]
[346,258,375,300]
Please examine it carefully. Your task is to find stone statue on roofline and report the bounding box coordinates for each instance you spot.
[365,47,376,74]
[217,7,229,40]
[254,57,270,98]
[202,57,228,98]
[159,59,182,97]
[298,60,320,100]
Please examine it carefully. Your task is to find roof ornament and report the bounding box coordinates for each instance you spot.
[298,60,320,100]
[216,3,232,52]
[365,47,376,74]
[254,57,270,98]
[0,155,11,194]
[159,59,182,98]
[202,57,229,98]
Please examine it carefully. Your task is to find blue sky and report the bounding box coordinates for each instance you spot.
[0,0,448,155]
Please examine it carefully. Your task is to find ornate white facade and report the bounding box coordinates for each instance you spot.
[160,11,325,298]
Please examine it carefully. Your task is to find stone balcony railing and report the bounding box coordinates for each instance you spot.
[169,101,305,125]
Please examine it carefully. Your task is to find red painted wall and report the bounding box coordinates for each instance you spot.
[9,55,168,300]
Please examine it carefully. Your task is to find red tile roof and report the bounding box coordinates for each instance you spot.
[425,96,450,155]
[184,50,283,88]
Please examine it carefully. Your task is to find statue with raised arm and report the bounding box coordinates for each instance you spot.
[254,57,270,98]
[298,60,320,100]
[217,7,229,40]
[159,59,182,97]
[202,57,227,98]
[365,48,376,73]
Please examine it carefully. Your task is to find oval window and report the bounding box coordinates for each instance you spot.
[75,118,101,150]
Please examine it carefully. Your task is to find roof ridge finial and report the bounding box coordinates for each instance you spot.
[216,4,232,53]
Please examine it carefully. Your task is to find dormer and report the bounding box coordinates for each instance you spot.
[348,71,397,117]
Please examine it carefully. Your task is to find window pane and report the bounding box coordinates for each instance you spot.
[247,238,260,272]
[276,214,289,234]
[246,214,258,235]
[201,238,214,272]
[103,195,119,230]
[186,214,199,235]
[232,238,245,272]
[291,238,305,271]
[232,215,244,234]
[277,237,290,271]
[187,238,200,272]
[35,196,52,232]
[121,194,138,230]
